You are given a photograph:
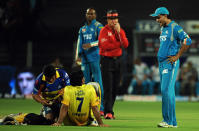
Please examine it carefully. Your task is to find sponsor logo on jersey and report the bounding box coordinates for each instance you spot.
[75,90,85,96]
[82,28,86,32]
[108,32,112,36]
[160,35,167,41]
[83,34,92,39]
[162,69,168,74]
[101,38,107,43]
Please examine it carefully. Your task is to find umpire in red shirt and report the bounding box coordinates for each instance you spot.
[98,9,129,119]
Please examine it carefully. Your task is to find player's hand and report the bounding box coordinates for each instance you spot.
[167,56,178,64]
[52,122,61,126]
[41,100,52,106]
[82,43,92,50]
[75,58,82,65]
[99,124,110,127]
[114,23,120,33]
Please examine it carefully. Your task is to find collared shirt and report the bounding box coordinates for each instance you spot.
[32,68,70,100]
[158,21,192,62]
[98,25,129,57]
[76,19,103,63]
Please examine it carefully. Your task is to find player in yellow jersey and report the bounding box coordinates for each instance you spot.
[53,66,109,127]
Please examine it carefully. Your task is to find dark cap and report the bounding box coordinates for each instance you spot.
[105,9,119,19]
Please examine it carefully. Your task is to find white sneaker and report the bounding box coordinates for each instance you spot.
[157,122,170,128]
[90,120,98,126]
[158,122,178,128]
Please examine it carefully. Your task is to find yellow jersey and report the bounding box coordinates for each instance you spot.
[62,84,100,126]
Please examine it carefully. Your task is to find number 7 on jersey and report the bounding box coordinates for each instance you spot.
[76,97,84,112]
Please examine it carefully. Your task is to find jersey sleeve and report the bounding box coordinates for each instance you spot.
[60,69,70,87]
[62,87,70,105]
[32,74,43,95]
[174,25,192,45]
[89,85,100,107]
[90,22,104,47]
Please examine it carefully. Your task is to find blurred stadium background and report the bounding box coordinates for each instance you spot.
[0,0,199,100]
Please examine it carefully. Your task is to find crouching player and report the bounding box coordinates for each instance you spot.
[52,66,109,127]
[32,65,70,122]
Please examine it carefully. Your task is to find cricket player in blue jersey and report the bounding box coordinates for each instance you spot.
[75,8,104,115]
[150,7,191,128]
[32,65,70,121]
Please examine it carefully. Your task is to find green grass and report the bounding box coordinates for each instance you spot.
[0,99,199,131]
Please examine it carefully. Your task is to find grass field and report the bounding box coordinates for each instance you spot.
[0,99,199,131]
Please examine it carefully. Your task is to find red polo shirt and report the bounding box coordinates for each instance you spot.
[98,25,129,57]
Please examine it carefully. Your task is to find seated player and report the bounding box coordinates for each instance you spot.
[32,65,70,121]
[52,66,109,127]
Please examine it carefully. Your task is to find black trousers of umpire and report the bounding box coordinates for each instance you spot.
[101,56,121,115]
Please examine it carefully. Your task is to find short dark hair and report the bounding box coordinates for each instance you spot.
[42,65,56,78]
[69,66,84,86]
[86,7,97,15]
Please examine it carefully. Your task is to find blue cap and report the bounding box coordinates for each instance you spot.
[150,7,169,17]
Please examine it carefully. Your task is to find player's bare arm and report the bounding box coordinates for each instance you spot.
[82,43,92,49]
[52,104,68,126]
[168,44,190,64]
[91,106,109,127]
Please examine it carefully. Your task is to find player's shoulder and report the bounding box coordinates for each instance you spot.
[80,25,86,30]
[64,85,73,93]
[172,22,182,31]
[100,26,107,32]
[94,21,103,27]
[56,68,68,76]
[56,68,64,73]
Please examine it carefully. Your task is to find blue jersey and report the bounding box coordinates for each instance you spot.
[76,19,103,63]
[158,21,191,62]
[33,68,70,100]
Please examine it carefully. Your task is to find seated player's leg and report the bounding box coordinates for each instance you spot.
[87,82,101,125]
